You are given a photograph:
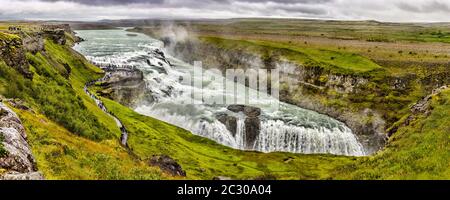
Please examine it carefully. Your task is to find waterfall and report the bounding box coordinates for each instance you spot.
[235,116,246,149]
[255,120,365,156]
[74,29,367,157]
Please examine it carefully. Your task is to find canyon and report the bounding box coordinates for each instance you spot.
[1,20,449,180]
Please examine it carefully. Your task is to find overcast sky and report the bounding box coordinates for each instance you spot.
[0,0,449,22]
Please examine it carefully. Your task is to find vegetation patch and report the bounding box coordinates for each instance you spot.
[334,89,450,179]
[0,32,20,41]
[201,36,382,73]
[0,40,118,141]
[15,107,164,180]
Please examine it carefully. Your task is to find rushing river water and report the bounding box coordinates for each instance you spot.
[74,29,366,156]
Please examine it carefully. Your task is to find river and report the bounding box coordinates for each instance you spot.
[73,29,366,156]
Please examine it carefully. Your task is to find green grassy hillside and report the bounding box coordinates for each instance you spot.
[1,23,449,180]
[0,34,166,179]
[335,90,450,179]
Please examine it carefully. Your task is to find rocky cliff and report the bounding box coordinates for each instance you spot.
[0,102,43,180]
[96,67,148,108]
[0,33,33,79]
[0,26,71,180]
[0,29,68,79]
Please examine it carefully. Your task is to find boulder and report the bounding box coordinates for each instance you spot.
[213,176,232,180]
[216,105,262,149]
[6,99,31,111]
[74,36,85,44]
[99,68,146,107]
[149,155,186,177]
[21,32,44,54]
[0,103,38,173]
[227,105,261,117]
[244,117,260,149]
[0,171,44,180]
[216,113,237,137]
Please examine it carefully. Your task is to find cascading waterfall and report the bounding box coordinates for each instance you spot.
[74,29,367,157]
[256,120,363,155]
[235,116,246,149]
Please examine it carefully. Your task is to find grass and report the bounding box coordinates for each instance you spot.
[0,39,119,141]
[12,107,165,180]
[196,19,450,44]
[334,90,450,179]
[201,36,382,73]
[0,32,20,41]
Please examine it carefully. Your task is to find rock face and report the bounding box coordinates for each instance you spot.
[216,113,237,137]
[388,85,449,137]
[97,68,147,107]
[0,33,33,79]
[213,176,232,180]
[0,172,44,180]
[217,105,261,149]
[0,102,43,180]
[21,32,45,54]
[43,29,66,45]
[149,155,186,177]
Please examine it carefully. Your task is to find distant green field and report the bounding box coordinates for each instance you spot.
[198,19,450,43]
[202,36,382,73]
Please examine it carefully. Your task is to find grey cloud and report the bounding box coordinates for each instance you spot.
[397,0,450,13]
[2,0,450,22]
[271,4,327,15]
[40,0,164,6]
[238,0,334,4]
[39,0,333,6]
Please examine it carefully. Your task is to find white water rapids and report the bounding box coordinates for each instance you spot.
[74,29,366,156]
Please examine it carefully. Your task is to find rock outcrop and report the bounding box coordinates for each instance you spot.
[0,102,43,180]
[149,155,186,177]
[216,113,237,137]
[43,29,66,45]
[0,171,44,180]
[217,105,261,149]
[21,32,45,54]
[0,33,33,78]
[213,176,232,180]
[388,85,449,137]
[96,68,147,107]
